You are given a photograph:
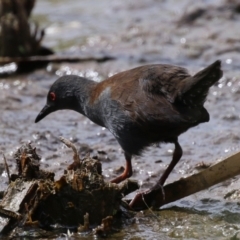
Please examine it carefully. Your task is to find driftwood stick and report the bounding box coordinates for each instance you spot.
[158,151,240,207]
[0,55,115,64]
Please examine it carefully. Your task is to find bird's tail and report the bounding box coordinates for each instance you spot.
[177,60,223,106]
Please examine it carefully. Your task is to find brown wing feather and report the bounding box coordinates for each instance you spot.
[105,65,190,126]
[91,64,190,103]
[139,64,190,103]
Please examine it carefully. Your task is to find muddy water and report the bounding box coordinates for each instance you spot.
[1,0,240,239]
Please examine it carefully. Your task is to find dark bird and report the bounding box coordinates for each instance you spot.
[35,60,222,210]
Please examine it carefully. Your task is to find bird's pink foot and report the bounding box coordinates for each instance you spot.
[111,158,133,184]
[129,187,165,211]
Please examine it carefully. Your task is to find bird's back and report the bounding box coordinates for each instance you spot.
[89,61,222,155]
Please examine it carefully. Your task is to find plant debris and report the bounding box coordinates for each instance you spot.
[0,0,53,72]
[0,140,139,237]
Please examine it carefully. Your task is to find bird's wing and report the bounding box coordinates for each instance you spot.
[138,64,190,103]
[107,65,190,125]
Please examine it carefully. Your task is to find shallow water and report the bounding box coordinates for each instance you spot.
[1,0,240,239]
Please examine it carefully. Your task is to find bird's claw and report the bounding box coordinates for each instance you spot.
[129,188,164,211]
[129,191,150,211]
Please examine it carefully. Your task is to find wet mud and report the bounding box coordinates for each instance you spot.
[1,0,240,239]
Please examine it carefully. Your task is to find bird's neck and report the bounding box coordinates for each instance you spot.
[72,78,95,112]
[74,78,105,127]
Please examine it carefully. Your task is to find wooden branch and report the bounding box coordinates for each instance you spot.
[0,55,116,65]
[158,151,240,207]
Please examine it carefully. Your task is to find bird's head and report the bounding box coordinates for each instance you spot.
[35,75,84,123]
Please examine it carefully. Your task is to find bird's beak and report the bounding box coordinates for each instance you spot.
[35,104,54,123]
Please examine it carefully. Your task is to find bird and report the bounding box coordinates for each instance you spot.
[35,60,222,210]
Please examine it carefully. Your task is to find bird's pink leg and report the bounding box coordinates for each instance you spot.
[111,153,132,184]
[130,141,183,210]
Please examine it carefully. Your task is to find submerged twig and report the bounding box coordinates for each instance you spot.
[93,216,113,237]
[78,212,90,232]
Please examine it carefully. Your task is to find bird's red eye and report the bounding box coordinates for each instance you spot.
[49,92,56,101]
